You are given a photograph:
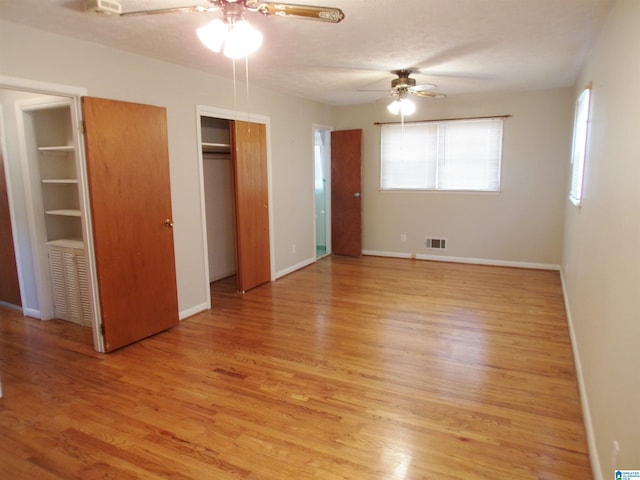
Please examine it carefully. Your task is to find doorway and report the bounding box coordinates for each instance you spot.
[314,126,331,259]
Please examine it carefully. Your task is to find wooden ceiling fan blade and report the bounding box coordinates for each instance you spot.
[413,90,447,99]
[120,5,219,17]
[254,2,345,22]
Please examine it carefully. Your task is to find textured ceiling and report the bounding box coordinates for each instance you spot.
[0,0,614,105]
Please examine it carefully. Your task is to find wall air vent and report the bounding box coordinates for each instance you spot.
[425,238,447,250]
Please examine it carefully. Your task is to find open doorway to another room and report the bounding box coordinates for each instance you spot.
[314,126,331,259]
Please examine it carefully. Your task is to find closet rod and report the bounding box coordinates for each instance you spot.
[374,114,512,126]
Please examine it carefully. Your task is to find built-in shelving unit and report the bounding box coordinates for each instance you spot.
[20,99,92,325]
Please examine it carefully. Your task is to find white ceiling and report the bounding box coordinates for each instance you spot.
[0,0,614,105]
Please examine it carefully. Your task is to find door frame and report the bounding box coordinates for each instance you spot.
[312,124,333,258]
[0,75,104,352]
[195,105,274,302]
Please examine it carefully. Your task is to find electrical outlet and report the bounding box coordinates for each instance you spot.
[400,234,407,242]
[612,440,620,466]
[292,244,296,254]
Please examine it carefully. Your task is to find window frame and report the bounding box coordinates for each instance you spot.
[379,117,504,193]
[569,85,591,206]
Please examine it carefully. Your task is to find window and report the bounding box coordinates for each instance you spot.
[380,117,503,191]
[569,86,591,206]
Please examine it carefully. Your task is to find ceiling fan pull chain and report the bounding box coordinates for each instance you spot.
[232,57,238,112]
[245,55,252,124]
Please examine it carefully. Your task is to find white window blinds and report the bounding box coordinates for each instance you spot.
[380,117,503,191]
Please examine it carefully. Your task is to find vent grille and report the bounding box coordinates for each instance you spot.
[425,238,447,250]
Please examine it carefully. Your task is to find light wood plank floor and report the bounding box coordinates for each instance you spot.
[0,255,591,479]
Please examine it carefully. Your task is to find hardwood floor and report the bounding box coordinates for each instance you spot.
[0,256,591,479]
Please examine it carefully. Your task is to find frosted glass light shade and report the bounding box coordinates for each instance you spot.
[197,18,227,53]
[197,18,263,59]
[387,98,416,115]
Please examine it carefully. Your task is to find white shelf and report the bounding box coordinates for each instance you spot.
[202,142,231,154]
[42,179,78,184]
[38,146,75,152]
[45,209,82,217]
[46,238,84,249]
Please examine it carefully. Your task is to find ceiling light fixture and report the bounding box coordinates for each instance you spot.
[387,98,416,115]
[196,3,263,59]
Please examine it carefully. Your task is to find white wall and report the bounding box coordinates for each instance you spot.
[562,0,640,477]
[332,88,573,267]
[0,20,332,317]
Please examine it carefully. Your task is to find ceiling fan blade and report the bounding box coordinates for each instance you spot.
[413,90,447,99]
[120,5,219,17]
[411,83,437,92]
[251,2,345,22]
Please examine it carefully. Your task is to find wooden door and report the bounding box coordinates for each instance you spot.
[331,129,362,257]
[230,120,271,293]
[82,97,179,352]
[0,149,21,306]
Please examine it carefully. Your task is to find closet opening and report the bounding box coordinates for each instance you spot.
[197,106,273,300]
[201,116,237,287]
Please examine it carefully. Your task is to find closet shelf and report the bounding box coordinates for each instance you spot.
[45,209,81,217]
[202,142,231,154]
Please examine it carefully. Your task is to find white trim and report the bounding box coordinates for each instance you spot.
[274,256,316,280]
[0,75,87,98]
[362,250,560,270]
[559,269,602,480]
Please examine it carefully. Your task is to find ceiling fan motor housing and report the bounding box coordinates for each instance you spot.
[391,76,416,89]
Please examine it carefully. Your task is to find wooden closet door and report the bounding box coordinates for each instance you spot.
[82,97,179,352]
[230,120,271,293]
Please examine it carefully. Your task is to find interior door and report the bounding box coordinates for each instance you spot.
[331,129,362,257]
[231,120,271,293]
[0,148,21,306]
[82,97,179,352]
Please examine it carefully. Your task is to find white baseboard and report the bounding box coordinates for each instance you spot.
[179,302,209,321]
[559,269,602,480]
[362,250,560,271]
[274,256,316,280]
[0,300,22,311]
[22,307,41,319]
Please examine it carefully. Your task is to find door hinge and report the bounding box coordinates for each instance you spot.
[78,120,86,134]
[99,323,105,336]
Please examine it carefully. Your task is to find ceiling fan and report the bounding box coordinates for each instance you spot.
[106,0,344,58]
[360,69,446,115]
[117,0,345,23]
[367,69,447,100]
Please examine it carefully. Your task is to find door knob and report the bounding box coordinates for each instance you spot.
[354,192,361,198]
[164,219,174,228]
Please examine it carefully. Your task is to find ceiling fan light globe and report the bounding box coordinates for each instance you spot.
[388,98,416,115]
[387,100,401,115]
[197,18,227,53]
[223,20,263,58]
[400,98,416,115]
